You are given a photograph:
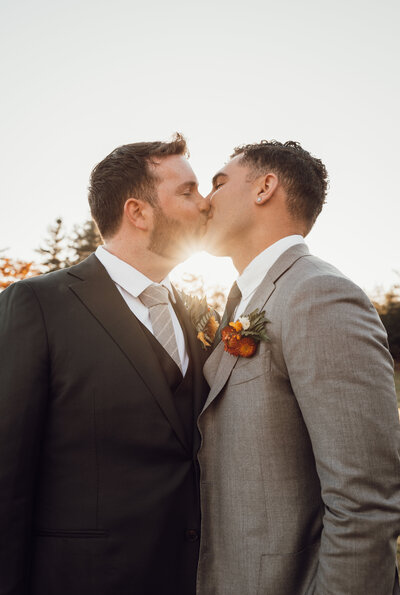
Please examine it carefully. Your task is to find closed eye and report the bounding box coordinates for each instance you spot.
[211,172,228,191]
[177,180,198,196]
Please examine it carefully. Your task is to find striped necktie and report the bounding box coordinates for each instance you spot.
[139,284,182,374]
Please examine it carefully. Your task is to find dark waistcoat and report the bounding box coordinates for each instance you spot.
[139,319,195,450]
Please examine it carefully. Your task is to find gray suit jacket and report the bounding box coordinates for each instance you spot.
[197,244,400,594]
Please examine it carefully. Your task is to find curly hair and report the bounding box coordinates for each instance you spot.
[88,133,188,238]
[231,140,328,230]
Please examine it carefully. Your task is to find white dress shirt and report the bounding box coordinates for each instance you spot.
[95,245,189,375]
[235,235,305,316]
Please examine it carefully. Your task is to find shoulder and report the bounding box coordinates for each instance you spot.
[278,253,384,340]
[1,268,71,302]
[0,269,71,321]
[282,253,372,308]
[1,254,104,300]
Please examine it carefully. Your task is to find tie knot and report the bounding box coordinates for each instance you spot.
[139,284,170,308]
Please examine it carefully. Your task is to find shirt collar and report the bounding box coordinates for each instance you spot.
[95,245,175,301]
[237,235,305,300]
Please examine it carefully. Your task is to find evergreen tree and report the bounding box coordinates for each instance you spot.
[36,217,70,273]
[69,218,102,264]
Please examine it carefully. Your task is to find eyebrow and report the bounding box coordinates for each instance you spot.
[212,172,228,188]
[176,180,198,192]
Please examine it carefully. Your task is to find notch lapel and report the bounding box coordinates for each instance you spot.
[67,254,190,455]
[202,277,276,412]
[201,243,310,414]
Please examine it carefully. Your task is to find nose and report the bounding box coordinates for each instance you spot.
[197,192,211,214]
[205,190,213,203]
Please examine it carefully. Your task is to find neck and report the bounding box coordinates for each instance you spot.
[230,227,303,274]
[103,238,176,283]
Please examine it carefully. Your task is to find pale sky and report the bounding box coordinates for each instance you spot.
[1,0,399,298]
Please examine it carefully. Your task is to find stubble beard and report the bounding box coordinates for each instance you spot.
[148,205,201,261]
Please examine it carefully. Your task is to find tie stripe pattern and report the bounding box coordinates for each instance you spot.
[139,284,182,373]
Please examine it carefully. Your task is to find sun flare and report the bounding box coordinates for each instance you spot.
[170,251,237,299]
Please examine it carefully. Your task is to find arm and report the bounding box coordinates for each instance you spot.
[0,281,49,594]
[283,274,400,594]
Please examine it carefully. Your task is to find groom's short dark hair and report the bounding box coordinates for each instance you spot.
[231,140,328,231]
[88,133,188,238]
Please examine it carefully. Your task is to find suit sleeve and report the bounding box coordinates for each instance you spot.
[282,274,400,594]
[0,281,49,594]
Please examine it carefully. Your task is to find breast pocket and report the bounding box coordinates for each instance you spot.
[228,348,271,386]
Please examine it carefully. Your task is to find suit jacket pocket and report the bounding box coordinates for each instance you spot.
[229,349,271,387]
[32,528,110,595]
[36,528,108,538]
[257,540,319,595]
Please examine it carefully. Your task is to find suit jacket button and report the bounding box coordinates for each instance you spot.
[185,529,199,542]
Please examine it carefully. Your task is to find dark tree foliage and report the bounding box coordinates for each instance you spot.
[69,219,102,264]
[36,218,70,273]
[374,277,400,362]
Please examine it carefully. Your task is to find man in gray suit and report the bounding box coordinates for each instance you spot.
[197,140,400,594]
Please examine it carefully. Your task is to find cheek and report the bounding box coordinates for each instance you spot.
[215,191,239,217]
[180,203,203,222]
[219,195,249,233]
[212,190,228,212]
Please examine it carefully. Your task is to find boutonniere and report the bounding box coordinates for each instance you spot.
[221,309,270,358]
[179,292,220,350]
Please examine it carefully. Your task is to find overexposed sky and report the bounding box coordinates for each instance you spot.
[1,0,399,296]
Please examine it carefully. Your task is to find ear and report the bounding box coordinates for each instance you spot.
[124,198,152,231]
[255,173,278,205]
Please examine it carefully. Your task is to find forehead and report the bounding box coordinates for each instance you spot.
[153,154,197,185]
[216,155,247,178]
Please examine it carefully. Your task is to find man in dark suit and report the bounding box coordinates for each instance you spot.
[0,134,210,594]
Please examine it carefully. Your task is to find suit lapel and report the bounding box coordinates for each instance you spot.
[172,287,209,455]
[202,277,276,412]
[202,243,310,413]
[67,254,190,454]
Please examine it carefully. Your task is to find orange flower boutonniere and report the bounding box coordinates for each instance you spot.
[222,309,270,358]
[180,292,220,350]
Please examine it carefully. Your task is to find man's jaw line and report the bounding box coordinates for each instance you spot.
[103,239,179,283]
